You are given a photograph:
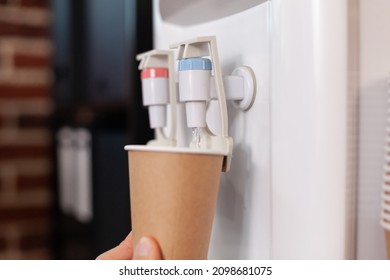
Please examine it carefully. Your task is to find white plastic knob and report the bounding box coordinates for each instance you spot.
[178,58,212,128]
[185,101,207,128]
[141,68,169,128]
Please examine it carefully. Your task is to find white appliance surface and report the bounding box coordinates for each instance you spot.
[155,0,271,259]
[153,0,389,259]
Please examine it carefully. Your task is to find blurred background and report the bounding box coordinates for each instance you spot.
[0,0,153,259]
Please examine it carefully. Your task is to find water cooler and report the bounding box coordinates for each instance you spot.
[151,0,390,259]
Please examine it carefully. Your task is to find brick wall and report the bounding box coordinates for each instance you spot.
[0,0,53,259]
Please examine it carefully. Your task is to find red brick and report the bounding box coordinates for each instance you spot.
[0,85,50,98]
[0,206,50,221]
[13,53,51,68]
[0,0,52,261]
[18,114,50,128]
[0,21,49,37]
[19,233,50,251]
[0,176,3,191]
[17,175,50,191]
[0,145,50,159]
[0,236,6,251]
[19,0,49,8]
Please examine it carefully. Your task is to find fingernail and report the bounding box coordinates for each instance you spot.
[134,237,151,257]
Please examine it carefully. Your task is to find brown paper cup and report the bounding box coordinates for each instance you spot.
[385,229,390,259]
[385,189,390,259]
[127,146,224,259]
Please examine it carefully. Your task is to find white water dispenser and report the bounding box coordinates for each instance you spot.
[149,0,390,259]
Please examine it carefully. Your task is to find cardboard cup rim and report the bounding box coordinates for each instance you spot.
[124,144,227,156]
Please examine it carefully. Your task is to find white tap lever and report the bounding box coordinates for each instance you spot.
[136,50,177,146]
[170,36,233,172]
[211,66,256,111]
[178,57,212,128]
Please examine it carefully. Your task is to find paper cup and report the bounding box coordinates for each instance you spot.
[381,179,390,259]
[385,196,390,259]
[385,229,390,259]
[126,145,224,259]
[383,186,390,259]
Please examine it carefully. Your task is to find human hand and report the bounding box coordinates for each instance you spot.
[96,232,162,260]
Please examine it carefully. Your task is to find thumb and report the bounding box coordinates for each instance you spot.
[133,236,162,260]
